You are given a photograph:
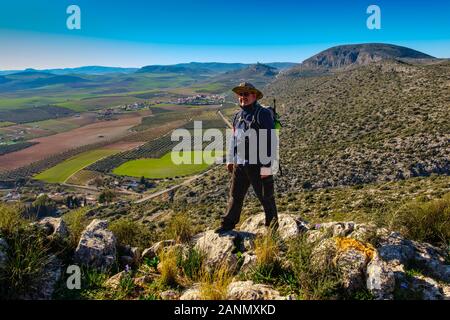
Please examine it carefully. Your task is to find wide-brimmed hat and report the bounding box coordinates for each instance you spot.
[232,82,263,100]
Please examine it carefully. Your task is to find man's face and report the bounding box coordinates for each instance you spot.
[237,91,257,107]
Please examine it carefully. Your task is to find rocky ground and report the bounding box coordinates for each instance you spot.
[1,210,448,300]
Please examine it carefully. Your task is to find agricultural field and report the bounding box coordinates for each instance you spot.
[34,149,120,183]
[112,150,224,179]
[0,141,38,156]
[65,169,103,185]
[23,118,80,133]
[0,121,14,127]
[0,111,149,171]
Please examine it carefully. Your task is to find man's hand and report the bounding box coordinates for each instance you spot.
[226,163,234,173]
[260,166,272,179]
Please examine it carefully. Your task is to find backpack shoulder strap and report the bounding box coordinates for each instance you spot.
[252,104,264,128]
[232,110,241,129]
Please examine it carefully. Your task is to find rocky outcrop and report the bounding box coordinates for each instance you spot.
[239,213,309,240]
[142,240,176,260]
[35,217,69,238]
[305,222,449,300]
[226,281,292,300]
[193,230,240,270]
[179,284,202,300]
[74,219,117,271]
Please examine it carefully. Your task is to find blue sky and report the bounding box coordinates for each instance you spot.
[0,0,449,69]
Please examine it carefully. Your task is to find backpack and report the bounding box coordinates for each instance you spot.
[231,99,283,175]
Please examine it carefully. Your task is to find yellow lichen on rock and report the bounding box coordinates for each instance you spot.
[335,237,375,260]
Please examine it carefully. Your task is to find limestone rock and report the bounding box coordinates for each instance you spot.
[193,230,238,270]
[36,217,69,238]
[142,240,176,260]
[335,248,369,292]
[160,290,180,300]
[226,281,290,300]
[239,213,309,240]
[105,271,127,290]
[179,284,202,300]
[74,219,117,271]
[366,255,396,300]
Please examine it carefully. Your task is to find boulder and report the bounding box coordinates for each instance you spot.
[105,271,127,290]
[410,275,444,300]
[193,230,239,270]
[366,255,396,300]
[376,232,415,266]
[142,240,176,260]
[335,248,369,292]
[411,240,450,283]
[160,290,180,300]
[179,284,202,300]
[74,219,117,271]
[226,281,292,300]
[315,222,355,237]
[36,217,69,238]
[239,213,309,240]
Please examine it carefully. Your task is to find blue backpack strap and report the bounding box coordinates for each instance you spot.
[252,104,263,128]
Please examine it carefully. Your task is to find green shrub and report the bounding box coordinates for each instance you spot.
[165,213,194,243]
[389,193,450,246]
[62,207,90,249]
[0,228,51,299]
[178,248,204,282]
[109,218,153,249]
[286,235,342,300]
[0,203,27,234]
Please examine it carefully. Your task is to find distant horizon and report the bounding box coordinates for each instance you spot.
[0,41,448,72]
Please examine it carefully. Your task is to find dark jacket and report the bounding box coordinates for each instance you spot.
[227,102,276,171]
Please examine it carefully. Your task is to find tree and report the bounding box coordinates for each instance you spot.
[98,189,116,204]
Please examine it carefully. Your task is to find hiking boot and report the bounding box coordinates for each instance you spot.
[214,225,234,234]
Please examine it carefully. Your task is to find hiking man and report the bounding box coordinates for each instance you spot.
[215,82,278,233]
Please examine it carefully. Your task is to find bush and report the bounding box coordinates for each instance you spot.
[158,247,179,287]
[286,235,342,300]
[0,228,51,299]
[109,218,154,249]
[199,263,233,300]
[165,213,194,243]
[0,203,27,234]
[389,193,450,246]
[62,207,90,249]
[178,248,204,282]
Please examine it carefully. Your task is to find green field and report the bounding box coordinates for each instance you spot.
[34,149,120,183]
[24,119,79,133]
[0,121,15,127]
[112,150,224,179]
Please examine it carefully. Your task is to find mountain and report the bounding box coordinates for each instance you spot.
[0,66,138,76]
[136,62,297,75]
[205,63,279,90]
[136,64,213,74]
[286,43,436,77]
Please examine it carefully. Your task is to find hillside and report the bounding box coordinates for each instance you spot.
[286,43,436,77]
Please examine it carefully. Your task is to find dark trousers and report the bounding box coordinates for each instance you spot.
[222,164,278,228]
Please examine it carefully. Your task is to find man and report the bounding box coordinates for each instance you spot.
[215,82,278,233]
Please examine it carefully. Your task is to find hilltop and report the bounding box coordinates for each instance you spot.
[285,43,436,77]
